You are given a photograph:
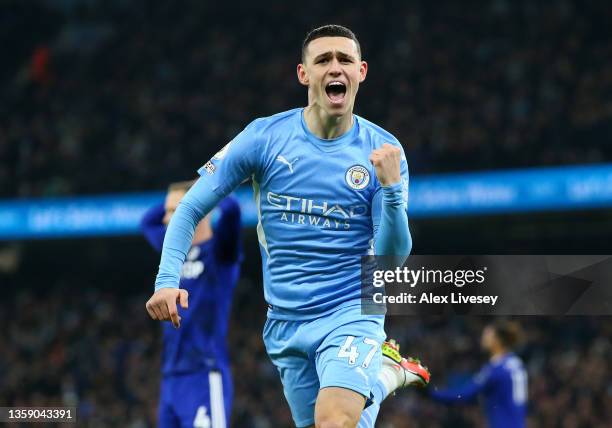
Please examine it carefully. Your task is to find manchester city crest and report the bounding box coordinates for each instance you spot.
[345,165,370,190]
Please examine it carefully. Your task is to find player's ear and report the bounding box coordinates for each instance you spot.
[297,63,309,86]
[359,60,368,83]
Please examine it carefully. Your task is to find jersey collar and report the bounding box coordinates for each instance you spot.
[300,108,359,152]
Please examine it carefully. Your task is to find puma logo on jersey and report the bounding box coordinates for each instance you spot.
[276,155,299,173]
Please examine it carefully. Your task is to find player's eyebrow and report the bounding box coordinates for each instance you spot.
[312,50,356,63]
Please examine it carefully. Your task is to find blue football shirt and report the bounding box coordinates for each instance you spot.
[142,197,242,374]
[430,353,528,428]
[196,108,409,319]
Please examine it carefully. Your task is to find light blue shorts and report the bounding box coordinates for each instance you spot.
[263,305,386,427]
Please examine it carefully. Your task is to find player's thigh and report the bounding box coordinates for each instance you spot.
[315,386,366,428]
[276,361,320,427]
[264,319,320,428]
[171,371,229,428]
[315,315,386,399]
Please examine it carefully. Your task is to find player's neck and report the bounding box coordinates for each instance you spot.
[490,347,509,361]
[304,105,353,140]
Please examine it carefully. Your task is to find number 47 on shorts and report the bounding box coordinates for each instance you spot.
[337,336,379,368]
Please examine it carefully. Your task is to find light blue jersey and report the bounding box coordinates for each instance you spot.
[156,108,410,320]
[154,107,412,426]
[197,108,409,319]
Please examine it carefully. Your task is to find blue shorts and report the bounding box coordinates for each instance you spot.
[158,368,232,428]
[263,305,386,427]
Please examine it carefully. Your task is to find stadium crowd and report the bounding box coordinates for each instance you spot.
[2,1,612,427]
[0,280,609,427]
[1,0,612,198]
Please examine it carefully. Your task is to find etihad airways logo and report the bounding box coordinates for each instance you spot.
[266,191,367,229]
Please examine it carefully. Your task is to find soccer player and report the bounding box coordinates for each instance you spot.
[429,320,528,428]
[141,180,242,428]
[145,25,429,428]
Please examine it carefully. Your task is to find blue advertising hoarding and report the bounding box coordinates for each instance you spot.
[1,164,611,240]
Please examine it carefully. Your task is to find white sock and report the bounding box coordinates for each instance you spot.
[357,380,388,428]
[376,364,403,399]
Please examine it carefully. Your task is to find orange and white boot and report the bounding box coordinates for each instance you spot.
[381,339,430,388]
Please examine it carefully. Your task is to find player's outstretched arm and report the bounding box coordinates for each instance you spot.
[147,117,262,325]
[370,143,412,260]
[154,178,222,289]
[146,118,261,324]
[429,377,486,404]
[429,366,493,404]
[146,178,222,327]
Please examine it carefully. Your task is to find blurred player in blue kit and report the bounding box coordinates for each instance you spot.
[142,180,241,428]
[146,25,430,428]
[429,321,528,428]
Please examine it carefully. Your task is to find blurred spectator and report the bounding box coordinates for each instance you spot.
[0,284,609,427]
[30,46,51,87]
[3,3,611,427]
[1,0,612,197]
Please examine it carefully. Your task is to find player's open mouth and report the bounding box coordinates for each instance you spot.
[325,81,347,104]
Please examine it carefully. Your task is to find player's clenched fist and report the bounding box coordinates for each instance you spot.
[145,288,189,328]
[370,143,402,186]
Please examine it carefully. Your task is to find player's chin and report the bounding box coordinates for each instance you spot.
[325,97,351,115]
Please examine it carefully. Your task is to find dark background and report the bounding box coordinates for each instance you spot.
[1,0,611,427]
